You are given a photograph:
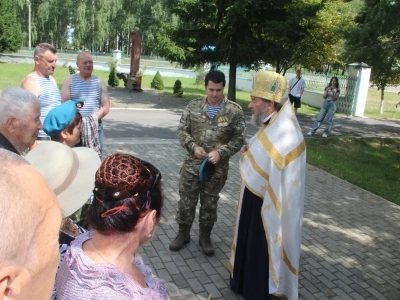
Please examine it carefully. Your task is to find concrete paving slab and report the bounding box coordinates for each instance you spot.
[103,141,400,300]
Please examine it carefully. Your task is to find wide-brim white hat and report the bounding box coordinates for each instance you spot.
[25,141,101,217]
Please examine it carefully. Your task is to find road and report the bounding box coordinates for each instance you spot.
[103,109,259,142]
[103,108,400,143]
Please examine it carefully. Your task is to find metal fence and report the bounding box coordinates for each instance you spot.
[337,75,357,115]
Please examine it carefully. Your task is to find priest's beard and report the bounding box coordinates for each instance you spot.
[251,102,268,127]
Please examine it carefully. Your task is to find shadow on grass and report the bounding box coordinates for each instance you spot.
[306,137,400,204]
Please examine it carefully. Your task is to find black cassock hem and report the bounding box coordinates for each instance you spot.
[230,187,271,300]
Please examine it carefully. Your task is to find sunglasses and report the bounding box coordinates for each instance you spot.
[136,158,162,210]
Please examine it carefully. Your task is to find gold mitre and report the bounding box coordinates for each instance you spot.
[251,70,287,102]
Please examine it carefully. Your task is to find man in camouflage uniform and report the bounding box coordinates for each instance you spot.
[170,70,246,256]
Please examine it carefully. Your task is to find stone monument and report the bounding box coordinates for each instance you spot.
[127,31,142,91]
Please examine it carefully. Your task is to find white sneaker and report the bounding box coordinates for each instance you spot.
[307,131,313,136]
[322,133,327,138]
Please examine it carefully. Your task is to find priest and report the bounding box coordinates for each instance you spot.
[229,70,306,300]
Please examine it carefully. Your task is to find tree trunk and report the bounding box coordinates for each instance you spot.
[228,61,237,102]
[379,88,384,114]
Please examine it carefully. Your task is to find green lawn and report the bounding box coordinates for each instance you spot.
[363,88,400,119]
[306,137,400,205]
[0,62,110,91]
[0,62,256,110]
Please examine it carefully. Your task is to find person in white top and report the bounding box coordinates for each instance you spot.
[288,70,306,114]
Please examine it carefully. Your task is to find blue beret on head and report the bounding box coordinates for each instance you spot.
[43,100,84,137]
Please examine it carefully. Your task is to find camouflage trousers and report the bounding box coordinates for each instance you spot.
[176,168,227,228]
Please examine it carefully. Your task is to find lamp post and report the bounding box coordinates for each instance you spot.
[27,0,31,49]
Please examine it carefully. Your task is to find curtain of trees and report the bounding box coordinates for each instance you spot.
[0,0,22,53]
[344,0,400,113]
[15,0,172,54]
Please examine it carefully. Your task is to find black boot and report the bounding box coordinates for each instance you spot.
[169,224,191,251]
[199,226,214,256]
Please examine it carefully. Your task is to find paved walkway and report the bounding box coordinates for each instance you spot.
[102,88,400,299]
[103,141,400,300]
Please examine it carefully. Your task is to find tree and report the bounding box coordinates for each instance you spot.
[159,0,323,101]
[173,79,183,97]
[345,0,400,113]
[287,0,358,74]
[0,0,23,53]
[108,60,120,87]
[151,71,164,90]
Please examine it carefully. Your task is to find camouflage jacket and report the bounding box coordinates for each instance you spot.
[177,96,246,172]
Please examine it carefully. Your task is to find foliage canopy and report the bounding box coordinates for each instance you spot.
[158,0,350,101]
[0,0,23,53]
[344,0,400,113]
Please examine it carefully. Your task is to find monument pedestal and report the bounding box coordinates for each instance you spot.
[127,76,143,92]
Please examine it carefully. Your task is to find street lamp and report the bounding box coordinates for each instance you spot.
[27,0,31,49]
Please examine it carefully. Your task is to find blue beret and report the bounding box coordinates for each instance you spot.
[198,157,215,181]
[43,100,84,137]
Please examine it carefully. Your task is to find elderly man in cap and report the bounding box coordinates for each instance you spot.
[229,71,306,300]
[171,70,246,256]
[0,149,62,300]
[0,87,42,155]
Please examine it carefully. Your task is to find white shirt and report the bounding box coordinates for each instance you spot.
[289,77,306,97]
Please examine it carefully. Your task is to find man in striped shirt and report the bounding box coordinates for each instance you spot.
[61,52,110,155]
[21,43,62,142]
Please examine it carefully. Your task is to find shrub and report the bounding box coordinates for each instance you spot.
[173,80,183,97]
[151,71,164,90]
[108,60,120,87]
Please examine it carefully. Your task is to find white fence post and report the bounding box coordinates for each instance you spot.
[112,49,122,71]
[348,62,371,117]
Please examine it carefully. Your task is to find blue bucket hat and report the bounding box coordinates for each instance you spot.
[198,157,215,181]
[43,100,84,137]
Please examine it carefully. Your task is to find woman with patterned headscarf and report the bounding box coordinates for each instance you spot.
[56,154,167,299]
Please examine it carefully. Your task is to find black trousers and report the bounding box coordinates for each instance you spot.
[230,187,271,300]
